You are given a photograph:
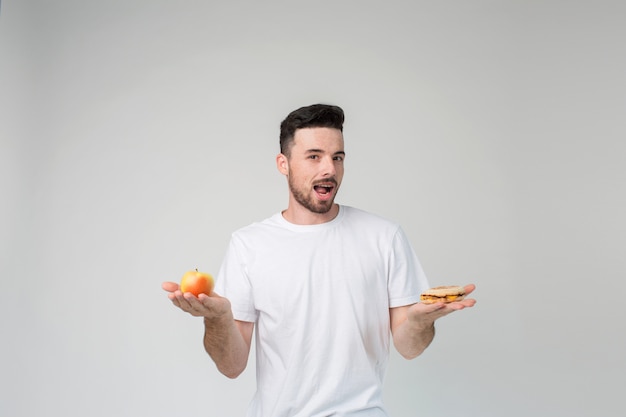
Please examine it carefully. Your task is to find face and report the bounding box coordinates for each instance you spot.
[277,127,345,216]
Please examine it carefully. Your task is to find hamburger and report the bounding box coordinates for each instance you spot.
[420,285,466,304]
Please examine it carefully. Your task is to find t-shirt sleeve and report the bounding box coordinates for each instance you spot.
[214,234,258,322]
[387,226,430,308]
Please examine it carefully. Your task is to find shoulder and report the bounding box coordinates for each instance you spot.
[341,205,401,230]
[230,212,287,243]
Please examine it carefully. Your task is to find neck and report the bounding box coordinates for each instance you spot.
[281,203,340,225]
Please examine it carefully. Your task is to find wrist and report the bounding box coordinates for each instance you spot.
[407,317,435,333]
[203,308,233,326]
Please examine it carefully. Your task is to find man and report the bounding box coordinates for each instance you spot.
[162,104,476,416]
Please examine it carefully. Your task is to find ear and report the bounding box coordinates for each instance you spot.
[276,153,289,176]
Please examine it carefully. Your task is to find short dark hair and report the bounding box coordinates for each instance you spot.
[279,104,344,156]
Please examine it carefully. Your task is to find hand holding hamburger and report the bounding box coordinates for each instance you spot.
[399,284,477,332]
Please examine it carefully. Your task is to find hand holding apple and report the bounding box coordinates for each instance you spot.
[163,274,232,319]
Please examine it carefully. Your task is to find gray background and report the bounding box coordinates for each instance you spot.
[2,1,625,416]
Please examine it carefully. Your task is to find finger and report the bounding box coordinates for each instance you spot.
[184,292,217,314]
[171,291,196,311]
[459,298,477,308]
[162,281,179,292]
[168,291,186,309]
[198,293,216,306]
[183,292,204,307]
[444,298,476,311]
[413,301,447,314]
[463,284,476,295]
[198,291,222,302]
[168,294,181,307]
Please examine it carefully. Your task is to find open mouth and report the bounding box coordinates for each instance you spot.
[313,182,336,200]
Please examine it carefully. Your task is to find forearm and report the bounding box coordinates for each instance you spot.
[392,319,435,360]
[203,313,250,378]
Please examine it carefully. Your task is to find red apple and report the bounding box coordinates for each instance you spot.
[180,269,214,296]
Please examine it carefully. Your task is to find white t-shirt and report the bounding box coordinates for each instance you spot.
[214,205,430,417]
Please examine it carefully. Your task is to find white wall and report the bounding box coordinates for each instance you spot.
[2,1,625,416]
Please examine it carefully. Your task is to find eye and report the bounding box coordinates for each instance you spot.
[308,155,319,160]
[333,156,344,161]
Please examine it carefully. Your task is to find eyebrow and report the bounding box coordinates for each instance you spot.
[305,149,346,156]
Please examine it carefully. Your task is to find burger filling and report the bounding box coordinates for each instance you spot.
[420,293,465,303]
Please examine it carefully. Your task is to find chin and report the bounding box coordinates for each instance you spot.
[311,200,336,214]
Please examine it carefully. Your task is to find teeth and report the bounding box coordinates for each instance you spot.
[314,182,335,191]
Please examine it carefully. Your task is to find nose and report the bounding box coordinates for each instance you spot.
[321,155,336,177]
